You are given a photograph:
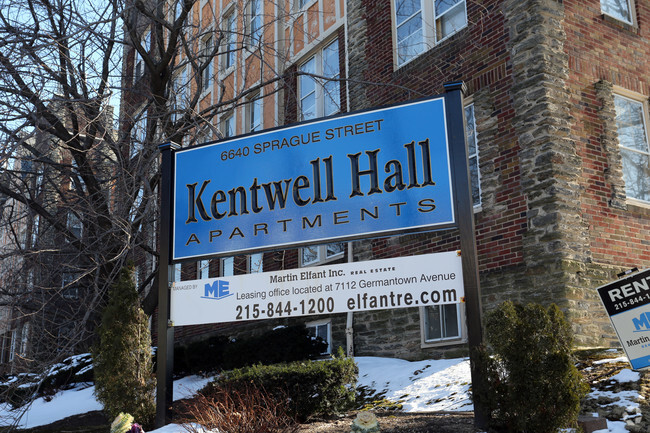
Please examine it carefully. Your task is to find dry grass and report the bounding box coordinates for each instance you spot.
[178,384,299,433]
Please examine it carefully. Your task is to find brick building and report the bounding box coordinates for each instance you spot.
[127,0,650,360]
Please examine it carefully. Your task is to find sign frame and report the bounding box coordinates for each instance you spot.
[155,82,485,427]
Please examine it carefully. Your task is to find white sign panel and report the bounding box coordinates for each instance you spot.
[171,251,464,326]
[597,268,650,370]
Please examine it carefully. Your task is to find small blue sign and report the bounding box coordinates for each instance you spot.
[172,97,455,260]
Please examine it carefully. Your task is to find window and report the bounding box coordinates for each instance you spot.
[202,35,213,93]
[221,257,234,276]
[614,93,650,203]
[465,103,481,207]
[306,320,331,354]
[134,30,150,83]
[19,323,29,356]
[61,273,79,300]
[67,212,82,238]
[248,0,263,46]
[247,95,262,132]
[248,253,263,273]
[222,112,235,138]
[132,114,146,156]
[8,330,16,362]
[421,304,463,343]
[172,67,189,122]
[222,12,237,70]
[173,263,182,281]
[394,0,467,67]
[302,243,345,266]
[198,260,210,279]
[601,0,634,24]
[299,39,340,121]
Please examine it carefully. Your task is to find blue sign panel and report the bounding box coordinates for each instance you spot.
[172,97,455,260]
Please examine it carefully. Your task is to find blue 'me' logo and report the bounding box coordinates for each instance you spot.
[632,312,650,332]
[201,280,233,300]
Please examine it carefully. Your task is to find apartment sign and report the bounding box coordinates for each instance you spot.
[171,251,464,326]
[172,98,454,260]
[597,268,650,370]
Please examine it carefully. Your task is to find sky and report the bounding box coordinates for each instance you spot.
[0,355,636,433]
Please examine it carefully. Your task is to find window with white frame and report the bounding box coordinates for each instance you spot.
[394,0,467,67]
[247,0,263,46]
[614,92,650,203]
[202,34,214,93]
[306,319,331,354]
[248,253,263,273]
[221,257,234,276]
[198,260,210,279]
[601,0,634,24]
[299,39,340,121]
[465,103,481,207]
[222,112,235,138]
[421,303,463,344]
[247,94,262,132]
[222,11,237,70]
[301,243,345,266]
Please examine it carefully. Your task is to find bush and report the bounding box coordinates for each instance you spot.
[222,325,328,370]
[203,349,357,421]
[179,384,299,433]
[472,301,589,433]
[173,325,327,375]
[93,266,155,427]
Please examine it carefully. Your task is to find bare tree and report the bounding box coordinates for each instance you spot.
[0,0,294,403]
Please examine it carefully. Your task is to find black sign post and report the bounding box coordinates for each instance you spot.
[156,142,179,427]
[443,82,486,428]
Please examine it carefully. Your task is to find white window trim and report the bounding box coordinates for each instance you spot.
[246,93,263,133]
[600,0,636,26]
[221,111,236,138]
[198,260,210,279]
[201,33,214,96]
[245,0,263,51]
[221,256,234,276]
[419,303,467,348]
[300,243,345,267]
[464,99,482,209]
[306,319,332,354]
[298,38,341,121]
[221,9,237,74]
[613,86,650,207]
[248,253,263,273]
[391,0,468,69]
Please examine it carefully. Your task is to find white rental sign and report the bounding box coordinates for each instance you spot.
[171,251,464,326]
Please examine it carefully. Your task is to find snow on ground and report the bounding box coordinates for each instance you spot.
[0,356,639,433]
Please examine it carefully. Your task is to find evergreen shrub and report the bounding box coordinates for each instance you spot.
[203,349,357,421]
[93,266,155,426]
[473,301,589,433]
